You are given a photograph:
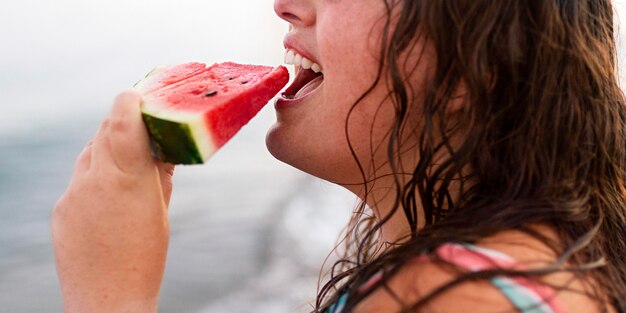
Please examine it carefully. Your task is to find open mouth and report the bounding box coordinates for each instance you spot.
[281,48,324,101]
[281,68,324,100]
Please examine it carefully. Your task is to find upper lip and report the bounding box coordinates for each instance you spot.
[283,35,320,67]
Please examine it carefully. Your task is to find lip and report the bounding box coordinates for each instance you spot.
[277,35,324,110]
[275,95,307,110]
[275,75,323,110]
[283,35,321,67]
[275,95,313,110]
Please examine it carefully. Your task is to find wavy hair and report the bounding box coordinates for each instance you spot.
[315,0,626,312]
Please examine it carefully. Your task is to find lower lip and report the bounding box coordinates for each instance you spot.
[275,76,324,110]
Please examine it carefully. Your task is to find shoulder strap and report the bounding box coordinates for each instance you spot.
[434,243,567,313]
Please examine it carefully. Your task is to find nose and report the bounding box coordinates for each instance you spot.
[274,0,315,27]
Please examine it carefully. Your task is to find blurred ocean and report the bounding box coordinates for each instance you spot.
[0,1,353,312]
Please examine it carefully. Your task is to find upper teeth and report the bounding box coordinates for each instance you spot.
[284,49,323,74]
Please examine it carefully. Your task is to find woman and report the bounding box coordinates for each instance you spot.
[52,0,626,312]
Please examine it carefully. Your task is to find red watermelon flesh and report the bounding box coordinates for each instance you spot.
[136,62,289,164]
[134,62,208,94]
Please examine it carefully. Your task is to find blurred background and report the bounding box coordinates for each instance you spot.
[2,1,626,312]
[0,1,354,312]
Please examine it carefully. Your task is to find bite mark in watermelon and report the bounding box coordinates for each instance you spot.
[134,62,289,165]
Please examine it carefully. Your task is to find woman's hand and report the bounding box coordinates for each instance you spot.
[52,90,175,313]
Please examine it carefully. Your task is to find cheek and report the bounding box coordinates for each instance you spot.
[266,3,398,183]
[318,10,384,102]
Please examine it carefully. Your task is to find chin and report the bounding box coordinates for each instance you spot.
[265,123,287,162]
[265,121,314,173]
[266,123,367,187]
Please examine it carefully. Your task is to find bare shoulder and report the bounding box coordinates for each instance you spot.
[353,255,514,312]
[478,228,612,313]
[353,228,610,313]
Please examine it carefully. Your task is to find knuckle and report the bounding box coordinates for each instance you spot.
[53,195,66,212]
[76,144,92,161]
[100,118,111,131]
[109,116,128,133]
[164,164,175,177]
[52,192,71,219]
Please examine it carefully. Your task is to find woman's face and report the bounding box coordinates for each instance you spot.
[267,0,430,187]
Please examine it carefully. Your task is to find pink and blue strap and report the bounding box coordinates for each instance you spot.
[435,243,567,313]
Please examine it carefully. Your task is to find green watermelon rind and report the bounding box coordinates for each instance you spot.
[135,62,288,165]
[141,113,204,164]
[136,64,212,165]
[133,66,169,89]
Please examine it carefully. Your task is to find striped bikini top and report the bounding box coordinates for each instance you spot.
[326,243,566,313]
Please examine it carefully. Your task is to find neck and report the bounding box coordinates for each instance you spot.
[342,176,425,245]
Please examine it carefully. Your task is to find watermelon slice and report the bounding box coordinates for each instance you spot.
[134,62,289,165]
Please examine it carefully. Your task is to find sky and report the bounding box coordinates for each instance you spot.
[2,0,626,135]
[0,0,285,134]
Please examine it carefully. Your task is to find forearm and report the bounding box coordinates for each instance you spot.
[62,294,158,313]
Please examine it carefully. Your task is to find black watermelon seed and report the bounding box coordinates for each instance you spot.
[227,77,235,80]
[241,81,249,85]
[204,91,218,97]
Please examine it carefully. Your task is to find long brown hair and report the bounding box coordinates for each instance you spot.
[316,0,626,312]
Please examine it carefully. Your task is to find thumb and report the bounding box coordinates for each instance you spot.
[107,90,153,173]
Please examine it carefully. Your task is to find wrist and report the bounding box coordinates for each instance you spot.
[61,286,160,313]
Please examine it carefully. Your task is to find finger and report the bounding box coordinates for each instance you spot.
[107,90,153,173]
[91,117,114,170]
[156,161,175,207]
[73,140,93,175]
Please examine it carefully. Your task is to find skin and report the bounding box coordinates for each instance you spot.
[52,91,174,312]
[267,0,393,186]
[267,2,612,312]
[268,0,434,243]
[52,1,609,312]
